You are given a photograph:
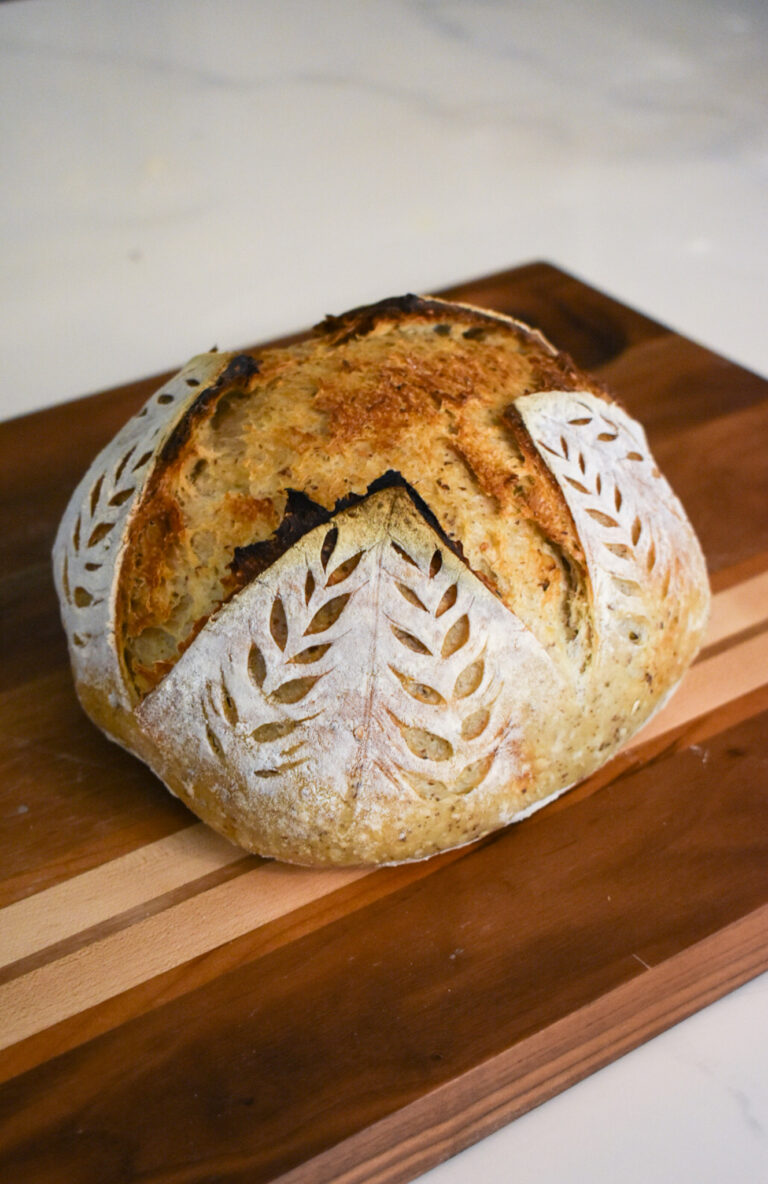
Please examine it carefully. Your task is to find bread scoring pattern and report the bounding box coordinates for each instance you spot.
[136,488,563,860]
[53,296,710,865]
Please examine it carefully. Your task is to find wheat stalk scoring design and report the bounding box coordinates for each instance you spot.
[520,390,677,649]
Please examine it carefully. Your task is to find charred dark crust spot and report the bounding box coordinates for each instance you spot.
[160,353,261,465]
[315,294,544,350]
[230,490,333,584]
[229,470,466,588]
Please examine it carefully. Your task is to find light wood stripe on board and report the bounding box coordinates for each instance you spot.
[4,566,766,969]
[0,824,245,969]
[1,571,767,1054]
[704,569,768,648]
[0,862,368,1052]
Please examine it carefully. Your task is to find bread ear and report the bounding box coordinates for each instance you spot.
[52,351,237,744]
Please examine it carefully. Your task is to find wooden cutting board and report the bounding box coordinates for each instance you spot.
[1,262,767,1184]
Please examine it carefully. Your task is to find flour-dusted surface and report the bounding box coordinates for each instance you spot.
[53,297,710,866]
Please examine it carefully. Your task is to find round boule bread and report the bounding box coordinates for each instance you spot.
[53,295,710,866]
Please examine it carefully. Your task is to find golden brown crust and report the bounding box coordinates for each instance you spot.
[114,297,607,698]
[53,295,710,867]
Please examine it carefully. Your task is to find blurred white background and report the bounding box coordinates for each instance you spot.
[2,0,767,420]
[1,3,766,1182]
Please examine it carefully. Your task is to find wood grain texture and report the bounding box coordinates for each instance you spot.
[1,262,767,1184]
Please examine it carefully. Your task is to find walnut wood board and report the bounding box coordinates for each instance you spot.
[1,262,767,1184]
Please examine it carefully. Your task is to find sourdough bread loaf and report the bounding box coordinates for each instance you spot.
[53,295,710,865]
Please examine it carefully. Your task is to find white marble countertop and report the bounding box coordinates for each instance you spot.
[2,2,766,1180]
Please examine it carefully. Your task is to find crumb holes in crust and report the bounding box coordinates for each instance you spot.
[604,543,632,560]
[396,582,428,611]
[73,586,94,607]
[157,393,175,405]
[614,485,623,512]
[631,517,642,545]
[429,550,443,579]
[392,541,419,567]
[190,459,208,485]
[72,634,85,647]
[391,625,431,655]
[646,542,657,572]
[565,476,590,494]
[442,614,469,657]
[578,452,586,474]
[435,584,458,617]
[454,658,484,698]
[622,619,648,645]
[72,515,81,551]
[305,593,351,635]
[186,377,200,387]
[320,528,338,570]
[270,596,288,651]
[84,561,102,572]
[626,451,644,462]
[568,417,592,426]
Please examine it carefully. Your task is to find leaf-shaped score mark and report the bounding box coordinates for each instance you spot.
[461,707,490,740]
[251,719,301,742]
[247,641,324,704]
[396,582,428,611]
[271,675,323,704]
[405,752,495,799]
[441,614,469,657]
[435,584,458,617]
[248,642,267,688]
[270,596,288,650]
[396,721,453,762]
[390,667,445,706]
[290,643,332,665]
[326,551,363,586]
[305,593,351,635]
[391,625,431,655]
[454,657,484,698]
